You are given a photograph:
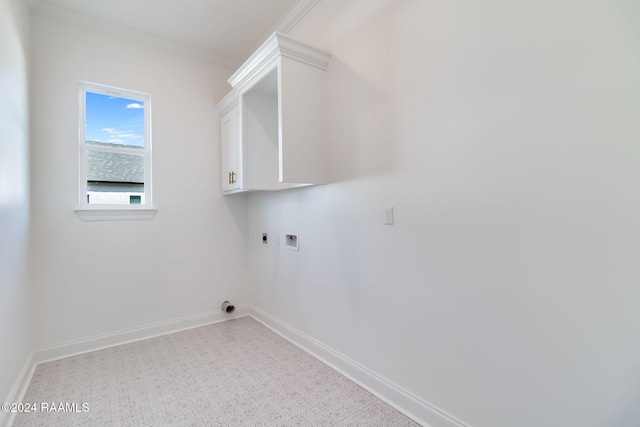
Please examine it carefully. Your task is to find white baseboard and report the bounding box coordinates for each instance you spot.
[247,305,468,427]
[0,352,35,427]
[33,306,249,365]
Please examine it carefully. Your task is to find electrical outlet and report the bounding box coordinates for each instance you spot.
[285,234,299,251]
[262,233,268,244]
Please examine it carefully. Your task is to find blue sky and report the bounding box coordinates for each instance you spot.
[85,92,145,147]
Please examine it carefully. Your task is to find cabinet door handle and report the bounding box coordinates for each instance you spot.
[231,171,236,184]
[228,172,232,185]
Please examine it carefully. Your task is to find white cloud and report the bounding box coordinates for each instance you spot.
[101,128,116,133]
[126,103,144,109]
[117,133,143,139]
[108,139,123,143]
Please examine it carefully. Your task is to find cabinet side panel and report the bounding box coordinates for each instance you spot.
[243,90,280,190]
[279,57,328,184]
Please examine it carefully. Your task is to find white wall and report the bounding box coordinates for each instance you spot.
[0,0,33,408]
[248,0,640,426]
[30,16,249,348]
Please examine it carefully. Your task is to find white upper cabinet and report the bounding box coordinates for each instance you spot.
[217,91,243,193]
[217,32,331,194]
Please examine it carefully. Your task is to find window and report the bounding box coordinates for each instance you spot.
[77,82,155,220]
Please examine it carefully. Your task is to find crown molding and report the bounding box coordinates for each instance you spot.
[272,0,323,34]
[247,0,322,60]
[215,89,239,115]
[26,0,238,70]
[25,0,324,71]
[228,32,331,90]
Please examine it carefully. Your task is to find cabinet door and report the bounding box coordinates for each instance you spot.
[220,105,241,192]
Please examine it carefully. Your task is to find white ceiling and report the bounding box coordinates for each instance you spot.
[27,0,318,68]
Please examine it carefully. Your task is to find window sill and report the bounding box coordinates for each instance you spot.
[75,207,157,221]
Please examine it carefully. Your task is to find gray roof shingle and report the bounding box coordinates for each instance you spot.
[87,142,144,183]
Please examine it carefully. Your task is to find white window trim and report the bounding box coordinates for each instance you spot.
[76,81,156,221]
[75,207,157,221]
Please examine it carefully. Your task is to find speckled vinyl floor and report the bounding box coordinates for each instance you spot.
[14,317,420,426]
